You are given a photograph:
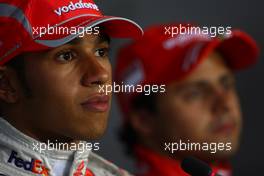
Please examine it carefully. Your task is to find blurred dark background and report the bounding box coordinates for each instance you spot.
[95,0,264,175]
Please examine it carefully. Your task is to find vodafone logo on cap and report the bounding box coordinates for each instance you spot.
[54,0,99,16]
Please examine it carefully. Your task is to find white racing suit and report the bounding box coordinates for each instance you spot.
[0,118,131,176]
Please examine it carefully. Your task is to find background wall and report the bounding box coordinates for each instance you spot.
[95,0,264,175]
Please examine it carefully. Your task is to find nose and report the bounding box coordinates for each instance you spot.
[81,56,110,87]
[211,87,230,115]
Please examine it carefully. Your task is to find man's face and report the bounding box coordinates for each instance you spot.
[8,34,112,142]
[154,52,242,160]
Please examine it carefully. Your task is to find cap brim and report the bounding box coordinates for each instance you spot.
[95,16,144,39]
[34,15,143,48]
[216,30,260,71]
[189,30,260,74]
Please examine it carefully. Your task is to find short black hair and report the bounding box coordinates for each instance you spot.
[6,54,25,72]
[119,93,158,156]
[6,54,33,97]
[0,55,25,114]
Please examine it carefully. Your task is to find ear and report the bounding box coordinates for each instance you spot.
[0,66,19,103]
[129,110,156,138]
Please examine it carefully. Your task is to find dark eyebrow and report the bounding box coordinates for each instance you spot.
[67,33,111,45]
[179,81,209,90]
[67,37,83,45]
[172,81,208,94]
[97,33,111,45]
[177,72,234,91]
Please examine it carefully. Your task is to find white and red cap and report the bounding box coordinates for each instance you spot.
[0,0,143,65]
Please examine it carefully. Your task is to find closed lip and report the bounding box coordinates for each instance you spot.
[81,94,110,112]
[213,121,236,135]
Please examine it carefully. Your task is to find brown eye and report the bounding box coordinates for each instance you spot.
[184,89,203,100]
[221,75,236,91]
[95,48,109,58]
[57,51,76,62]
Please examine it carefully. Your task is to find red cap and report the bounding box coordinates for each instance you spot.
[115,23,260,118]
[0,0,143,65]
